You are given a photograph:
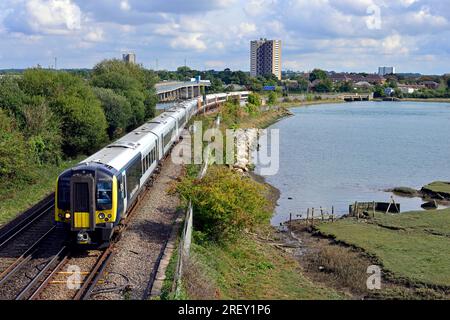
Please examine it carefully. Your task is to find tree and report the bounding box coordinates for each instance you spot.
[93,87,132,139]
[373,85,386,98]
[91,59,158,128]
[21,97,62,164]
[0,76,27,123]
[0,109,35,187]
[268,91,278,106]
[338,81,354,93]
[314,79,333,93]
[20,69,108,156]
[247,93,262,107]
[309,69,328,82]
[297,78,309,92]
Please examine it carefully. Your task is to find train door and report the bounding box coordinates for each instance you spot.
[70,174,95,232]
[122,171,127,214]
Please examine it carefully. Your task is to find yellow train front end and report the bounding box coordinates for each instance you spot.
[55,164,119,246]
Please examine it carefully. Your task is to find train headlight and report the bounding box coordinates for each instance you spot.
[98,213,106,220]
[65,213,71,219]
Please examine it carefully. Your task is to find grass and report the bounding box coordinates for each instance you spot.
[422,181,450,196]
[317,209,450,288]
[280,99,344,109]
[188,232,343,300]
[0,157,84,226]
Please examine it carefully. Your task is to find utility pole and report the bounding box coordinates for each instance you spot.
[54,57,58,70]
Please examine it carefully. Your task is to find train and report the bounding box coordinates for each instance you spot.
[54,91,250,245]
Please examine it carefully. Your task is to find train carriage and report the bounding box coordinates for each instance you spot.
[55,92,250,246]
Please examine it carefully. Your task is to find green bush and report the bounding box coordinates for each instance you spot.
[19,69,108,156]
[93,87,132,139]
[91,59,158,126]
[267,91,278,106]
[177,166,270,242]
[247,93,262,107]
[0,110,36,188]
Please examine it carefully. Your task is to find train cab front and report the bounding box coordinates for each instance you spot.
[55,164,118,247]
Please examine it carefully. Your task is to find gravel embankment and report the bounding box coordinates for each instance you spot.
[92,140,186,300]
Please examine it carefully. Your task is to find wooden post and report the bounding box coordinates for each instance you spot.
[386,196,393,214]
[306,208,310,225]
[332,206,335,222]
[289,213,292,229]
[355,202,359,220]
[320,207,324,221]
[311,208,315,226]
[373,201,376,218]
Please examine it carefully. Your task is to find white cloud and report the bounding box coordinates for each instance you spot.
[120,1,131,11]
[84,27,104,42]
[170,33,207,51]
[26,0,81,35]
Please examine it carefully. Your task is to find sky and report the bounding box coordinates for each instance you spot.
[0,0,449,74]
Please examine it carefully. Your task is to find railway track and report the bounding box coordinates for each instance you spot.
[28,166,159,300]
[0,127,192,300]
[0,194,61,299]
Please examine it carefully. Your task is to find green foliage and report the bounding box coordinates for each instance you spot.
[296,77,310,92]
[93,87,132,139]
[91,59,158,125]
[267,91,278,106]
[19,69,108,156]
[337,81,354,93]
[313,79,333,93]
[373,84,386,98]
[0,110,35,188]
[0,77,27,122]
[177,166,270,242]
[221,98,242,126]
[309,69,328,82]
[21,97,62,164]
[247,93,262,107]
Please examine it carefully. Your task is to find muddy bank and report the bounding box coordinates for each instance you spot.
[388,182,450,207]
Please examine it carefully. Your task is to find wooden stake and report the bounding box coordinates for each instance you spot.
[373,201,376,218]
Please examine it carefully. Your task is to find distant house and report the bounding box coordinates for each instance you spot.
[364,74,386,85]
[420,81,440,90]
[397,84,425,94]
[329,73,386,85]
[354,81,373,89]
[281,79,299,90]
[384,87,395,96]
[329,73,351,83]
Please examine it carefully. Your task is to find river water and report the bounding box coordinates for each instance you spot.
[255,101,450,225]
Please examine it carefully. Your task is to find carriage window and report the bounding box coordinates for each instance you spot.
[57,177,71,210]
[163,127,175,147]
[97,180,112,210]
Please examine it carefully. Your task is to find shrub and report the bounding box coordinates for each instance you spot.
[20,69,108,156]
[93,87,132,139]
[177,166,270,242]
[0,110,36,188]
[247,93,262,107]
[91,59,158,126]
